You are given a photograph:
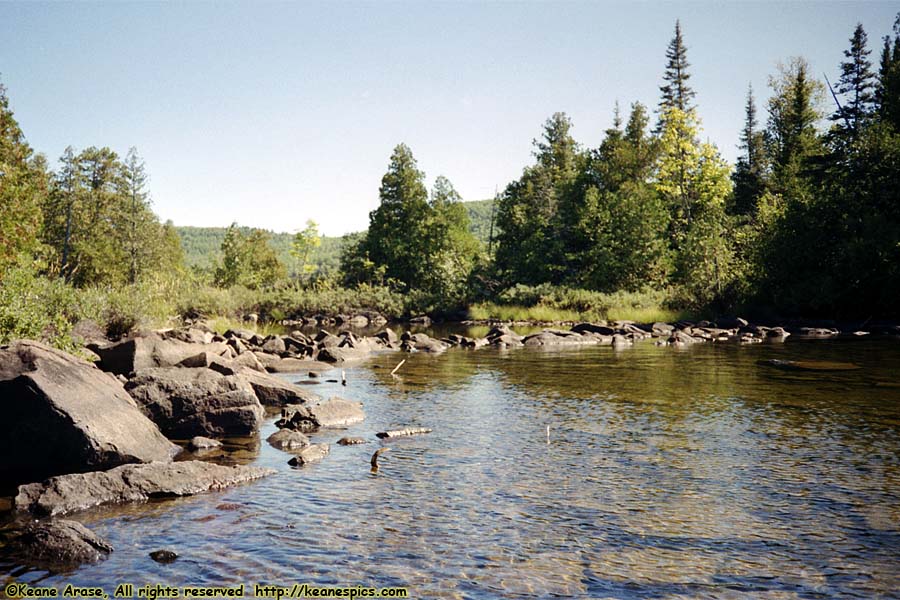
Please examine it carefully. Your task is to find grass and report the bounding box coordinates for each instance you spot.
[468,286,689,324]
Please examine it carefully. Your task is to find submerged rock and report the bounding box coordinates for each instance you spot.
[337,436,367,445]
[760,359,860,372]
[5,519,113,570]
[267,429,311,451]
[0,340,179,485]
[16,461,276,517]
[188,436,222,451]
[149,549,178,564]
[309,397,366,428]
[287,444,330,466]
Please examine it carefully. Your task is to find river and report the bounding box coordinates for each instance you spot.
[3,331,900,598]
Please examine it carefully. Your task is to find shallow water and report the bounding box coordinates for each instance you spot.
[3,333,900,599]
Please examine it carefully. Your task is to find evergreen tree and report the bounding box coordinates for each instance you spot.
[766,58,825,199]
[122,147,151,284]
[876,14,900,129]
[659,20,696,118]
[832,23,876,139]
[362,143,432,290]
[494,113,580,285]
[731,84,769,216]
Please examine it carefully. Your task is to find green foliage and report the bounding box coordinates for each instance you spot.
[214,224,286,289]
[0,81,48,275]
[659,20,696,116]
[290,219,322,280]
[0,260,79,350]
[494,112,581,285]
[342,145,481,302]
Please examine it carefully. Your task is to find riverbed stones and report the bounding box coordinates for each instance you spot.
[267,429,310,451]
[124,367,265,438]
[287,444,330,466]
[0,340,179,484]
[93,334,231,376]
[308,397,366,428]
[275,404,318,432]
[5,519,113,570]
[16,461,276,517]
[337,436,367,445]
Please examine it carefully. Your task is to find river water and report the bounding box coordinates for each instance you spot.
[3,331,900,598]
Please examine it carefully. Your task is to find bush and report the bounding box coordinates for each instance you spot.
[0,261,80,350]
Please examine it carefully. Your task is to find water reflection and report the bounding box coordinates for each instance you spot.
[2,335,899,598]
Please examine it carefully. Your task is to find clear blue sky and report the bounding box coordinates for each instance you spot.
[2,1,897,236]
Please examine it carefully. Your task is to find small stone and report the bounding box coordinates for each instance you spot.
[287,444,330,466]
[337,436,367,445]
[188,436,221,451]
[149,550,178,563]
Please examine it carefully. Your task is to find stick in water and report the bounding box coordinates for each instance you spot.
[371,447,391,472]
[546,425,550,444]
[341,369,347,386]
[390,359,406,376]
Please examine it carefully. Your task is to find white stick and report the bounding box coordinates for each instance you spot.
[390,359,406,376]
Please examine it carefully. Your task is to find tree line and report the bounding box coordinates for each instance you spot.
[341,15,900,317]
[2,13,899,322]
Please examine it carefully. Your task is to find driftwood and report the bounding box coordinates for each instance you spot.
[376,427,432,439]
[370,447,390,471]
[390,359,406,376]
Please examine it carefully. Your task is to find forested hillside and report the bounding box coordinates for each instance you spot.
[175,198,496,272]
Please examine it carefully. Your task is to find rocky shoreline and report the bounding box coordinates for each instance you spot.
[1,316,896,571]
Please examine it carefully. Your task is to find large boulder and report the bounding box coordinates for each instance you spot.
[4,519,113,570]
[0,341,179,485]
[317,346,371,363]
[15,461,275,516]
[93,334,230,376]
[570,323,615,336]
[124,368,265,438]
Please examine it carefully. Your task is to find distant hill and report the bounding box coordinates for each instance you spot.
[176,199,496,273]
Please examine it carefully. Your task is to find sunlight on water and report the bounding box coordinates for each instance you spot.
[3,334,900,599]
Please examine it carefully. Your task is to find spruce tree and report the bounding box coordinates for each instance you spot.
[659,20,696,115]
[833,23,876,138]
[731,84,769,215]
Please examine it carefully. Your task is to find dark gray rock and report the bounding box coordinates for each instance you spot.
[238,368,319,406]
[571,323,616,336]
[524,330,594,346]
[0,341,179,484]
[275,404,318,433]
[6,519,113,570]
[16,461,276,516]
[124,368,264,438]
[149,550,178,564]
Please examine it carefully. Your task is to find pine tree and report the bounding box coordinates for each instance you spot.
[122,147,150,284]
[659,20,696,115]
